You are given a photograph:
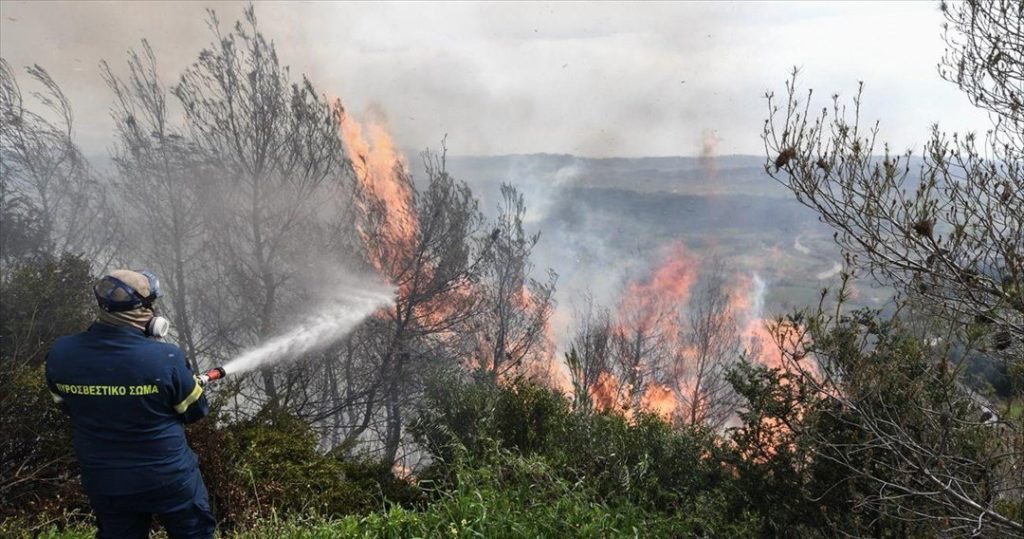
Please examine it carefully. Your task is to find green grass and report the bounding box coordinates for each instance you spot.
[15,504,673,539]
[11,453,751,538]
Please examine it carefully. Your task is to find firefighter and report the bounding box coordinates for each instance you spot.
[46,269,215,539]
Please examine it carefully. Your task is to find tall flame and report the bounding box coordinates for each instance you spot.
[517,286,573,393]
[338,109,565,391]
[639,383,677,421]
[617,243,699,334]
[584,244,698,421]
[728,273,810,372]
[336,110,810,435]
[339,107,417,275]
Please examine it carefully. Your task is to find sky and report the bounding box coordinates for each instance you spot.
[0,1,991,159]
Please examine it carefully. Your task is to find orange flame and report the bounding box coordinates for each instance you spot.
[392,462,417,483]
[463,282,571,393]
[725,274,817,460]
[588,373,677,423]
[727,274,811,372]
[339,107,417,276]
[335,110,812,440]
[640,383,677,421]
[589,371,628,413]
[617,243,699,335]
[588,248,815,427]
[518,286,572,393]
[583,244,698,421]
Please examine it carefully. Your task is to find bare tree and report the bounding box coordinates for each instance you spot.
[940,0,1023,152]
[765,76,1021,356]
[0,60,120,268]
[389,154,486,464]
[348,149,488,464]
[101,42,211,365]
[763,5,1022,360]
[471,183,556,382]
[675,263,741,430]
[610,295,674,414]
[172,6,350,403]
[566,293,614,410]
[0,167,45,267]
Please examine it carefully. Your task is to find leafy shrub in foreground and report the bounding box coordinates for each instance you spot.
[188,406,421,530]
[413,375,751,535]
[1,254,95,531]
[227,450,756,539]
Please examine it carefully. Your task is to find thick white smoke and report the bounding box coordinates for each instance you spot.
[221,284,393,376]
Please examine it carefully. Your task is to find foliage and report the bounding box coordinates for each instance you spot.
[0,253,95,367]
[0,364,88,531]
[760,0,1022,533]
[186,406,421,531]
[727,303,1023,536]
[0,254,94,528]
[413,375,753,536]
[470,183,557,381]
[322,452,751,539]
[413,373,573,465]
[17,468,747,539]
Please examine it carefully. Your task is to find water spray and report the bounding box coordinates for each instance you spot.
[193,284,392,387]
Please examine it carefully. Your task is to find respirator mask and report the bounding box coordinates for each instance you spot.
[95,269,171,338]
[146,309,171,338]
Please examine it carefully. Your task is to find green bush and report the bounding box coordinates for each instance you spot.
[230,450,755,539]
[0,254,94,532]
[0,253,96,368]
[413,375,573,465]
[188,406,421,531]
[12,450,755,539]
[725,310,1020,537]
[413,375,754,536]
[0,364,91,533]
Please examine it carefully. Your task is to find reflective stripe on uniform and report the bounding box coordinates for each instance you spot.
[50,390,64,404]
[173,380,203,414]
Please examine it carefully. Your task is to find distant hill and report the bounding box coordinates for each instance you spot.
[425,153,894,329]
[438,153,786,199]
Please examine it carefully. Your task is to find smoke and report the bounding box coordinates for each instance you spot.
[748,272,766,320]
[793,235,811,255]
[698,128,721,187]
[815,262,842,280]
[0,1,990,160]
[221,281,393,376]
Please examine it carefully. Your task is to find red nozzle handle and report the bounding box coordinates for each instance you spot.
[199,367,226,385]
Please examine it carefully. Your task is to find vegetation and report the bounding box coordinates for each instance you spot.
[762,0,1022,532]
[1,0,1020,537]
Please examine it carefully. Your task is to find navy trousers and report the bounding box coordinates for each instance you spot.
[87,469,215,539]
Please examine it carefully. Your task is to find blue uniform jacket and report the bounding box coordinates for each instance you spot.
[46,322,209,496]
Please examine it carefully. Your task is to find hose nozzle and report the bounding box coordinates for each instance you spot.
[198,367,226,386]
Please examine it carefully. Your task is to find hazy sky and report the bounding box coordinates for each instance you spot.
[0,1,990,158]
